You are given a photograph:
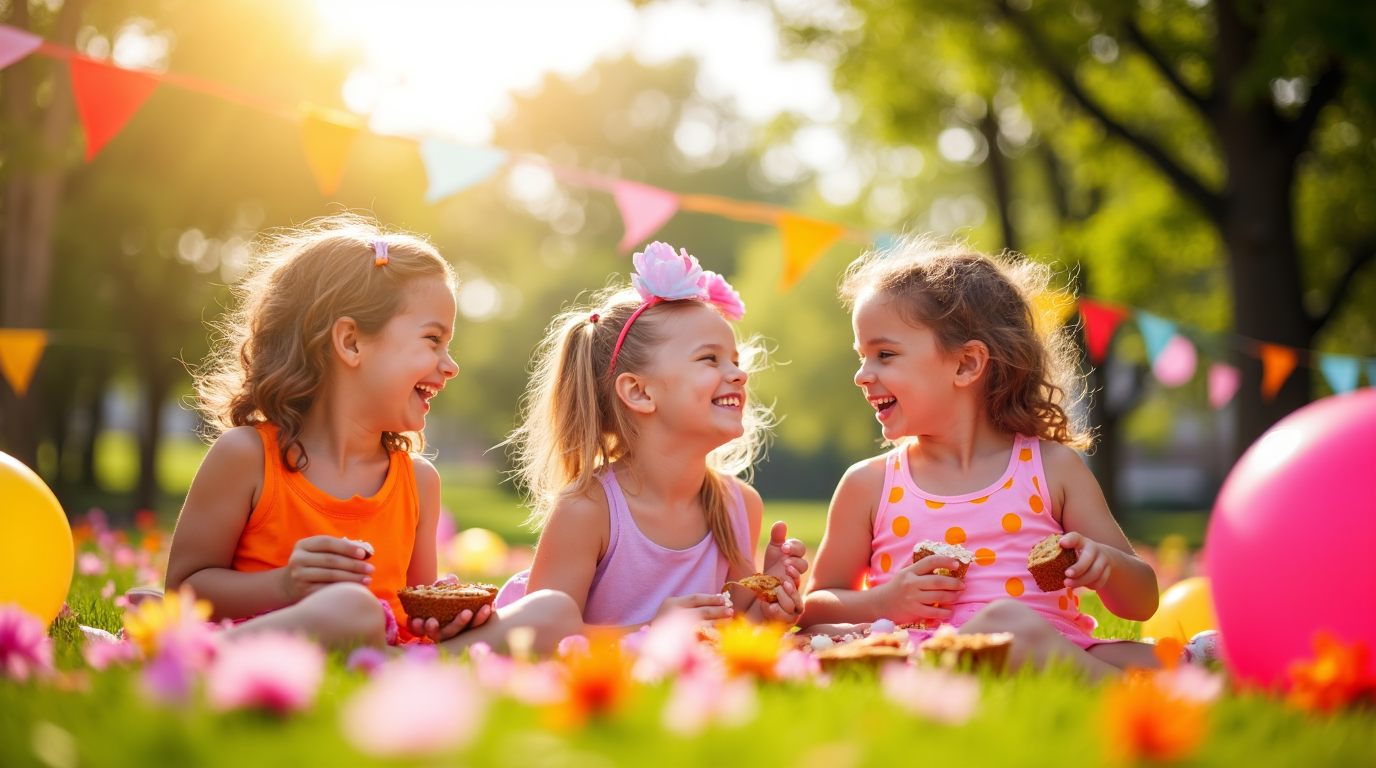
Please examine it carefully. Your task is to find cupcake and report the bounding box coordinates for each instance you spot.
[723,573,785,604]
[919,626,1013,672]
[813,632,910,671]
[912,541,974,579]
[396,582,498,625]
[1027,533,1078,592]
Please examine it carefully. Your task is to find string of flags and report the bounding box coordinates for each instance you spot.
[0,24,1371,406]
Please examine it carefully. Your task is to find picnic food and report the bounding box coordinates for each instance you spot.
[813,631,910,671]
[723,573,785,603]
[396,582,498,625]
[919,626,1014,671]
[343,538,374,560]
[1027,533,1078,592]
[912,541,975,579]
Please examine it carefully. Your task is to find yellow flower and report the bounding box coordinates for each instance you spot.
[123,585,212,656]
[716,618,785,679]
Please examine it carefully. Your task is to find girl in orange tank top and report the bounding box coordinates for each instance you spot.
[803,239,1166,679]
[164,217,580,654]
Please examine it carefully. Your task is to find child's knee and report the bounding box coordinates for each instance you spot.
[301,583,385,645]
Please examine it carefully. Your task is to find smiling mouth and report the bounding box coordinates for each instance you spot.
[712,394,743,409]
[415,383,440,403]
[870,396,896,412]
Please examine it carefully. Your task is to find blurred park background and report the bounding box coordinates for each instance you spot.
[0,0,1373,560]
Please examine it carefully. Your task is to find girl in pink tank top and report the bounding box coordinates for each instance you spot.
[804,239,1164,678]
[501,243,809,631]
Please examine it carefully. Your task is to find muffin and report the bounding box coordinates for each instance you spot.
[396,583,498,625]
[723,573,785,604]
[813,632,910,671]
[919,626,1014,672]
[912,541,974,579]
[1027,534,1078,592]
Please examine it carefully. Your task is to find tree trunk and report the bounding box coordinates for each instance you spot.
[979,113,1018,254]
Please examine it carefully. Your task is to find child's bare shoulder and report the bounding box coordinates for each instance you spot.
[205,425,265,469]
[1038,439,1091,479]
[552,480,611,524]
[839,454,891,494]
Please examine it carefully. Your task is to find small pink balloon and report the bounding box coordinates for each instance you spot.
[1152,334,1197,387]
[435,508,457,544]
[1208,363,1241,408]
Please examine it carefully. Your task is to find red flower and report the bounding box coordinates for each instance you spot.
[1287,632,1374,713]
[1103,672,1206,763]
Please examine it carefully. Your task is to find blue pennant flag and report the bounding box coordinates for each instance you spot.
[1368,360,1376,389]
[1318,354,1360,395]
[419,139,508,203]
[1135,311,1177,363]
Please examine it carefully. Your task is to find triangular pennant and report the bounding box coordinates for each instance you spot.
[777,212,846,291]
[0,25,42,71]
[1136,310,1177,363]
[1152,334,1197,387]
[872,233,898,252]
[1208,363,1240,409]
[1317,353,1360,395]
[1367,361,1376,389]
[0,329,48,397]
[1077,299,1130,365]
[1033,291,1078,336]
[419,139,507,204]
[298,104,362,196]
[614,181,679,254]
[1259,343,1298,402]
[70,58,159,162]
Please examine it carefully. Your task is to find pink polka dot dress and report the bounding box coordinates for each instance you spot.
[868,434,1104,648]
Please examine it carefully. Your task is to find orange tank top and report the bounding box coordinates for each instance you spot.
[231,423,419,629]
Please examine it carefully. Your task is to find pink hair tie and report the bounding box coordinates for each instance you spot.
[371,240,389,266]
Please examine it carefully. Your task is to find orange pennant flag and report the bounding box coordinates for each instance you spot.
[70,58,160,161]
[777,212,846,291]
[1259,343,1298,402]
[298,103,362,196]
[0,329,48,397]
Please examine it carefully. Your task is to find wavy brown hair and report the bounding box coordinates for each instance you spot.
[507,286,773,574]
[840,236,1089,449]
[195,214,456,470]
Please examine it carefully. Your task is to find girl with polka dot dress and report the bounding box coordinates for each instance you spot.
[802,238,1162,677]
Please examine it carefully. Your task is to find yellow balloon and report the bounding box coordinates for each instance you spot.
[447,527,508,576]
[0,452,73,626]
[1142,576,1217,642]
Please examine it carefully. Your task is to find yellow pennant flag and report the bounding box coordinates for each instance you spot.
[1033,291,1079,336]
[0,329,48,397]
[777,212,846,291]
[298,103,363,196]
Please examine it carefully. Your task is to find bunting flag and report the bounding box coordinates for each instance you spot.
[70,57,160,161]
[1208,363,1241,408]
[1078,299,1130,364]
[613,180,679,254]
[1318,353,1360,395]
[1259,343,1298,402]
[0,25,41,71]
[1135,311,1177,363]
[298,104,362,196]
[1152,334,1198,387]
[0,329,48,397]
[1033,290,1078,336]
[777,212,846,291]
[419,139,507,204]
[1368,361,1376,390]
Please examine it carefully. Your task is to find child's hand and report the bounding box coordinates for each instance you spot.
[879,554,966,622]
[654,593,734,624]
[756,579,803,624]
[409,604,493,642]
[761,521,808,587]
[281,536,375,602]
[1059,532,1113,590]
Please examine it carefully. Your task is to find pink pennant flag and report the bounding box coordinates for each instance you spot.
[1208,363,1241,409]
[614,180,679,254]
[1152,334,1197,387]
[0,25,42,71]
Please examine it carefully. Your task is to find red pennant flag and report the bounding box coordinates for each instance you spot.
[1078,299,1130,364]
[70,58,159,161]
[614,180,679,254]
[1259,343,1298,402]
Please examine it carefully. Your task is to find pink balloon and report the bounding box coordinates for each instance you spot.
[1152,334,1197,387]
[1206,390,1376,689]
[435,507,457,544]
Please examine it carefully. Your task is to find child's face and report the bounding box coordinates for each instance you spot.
[357,278,459,433]
[852,291,964,441]
[639,303,748,446]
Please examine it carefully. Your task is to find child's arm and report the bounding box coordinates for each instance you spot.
[728,483,806,624]
[165,427,374,620]
[1044,442,1159,622]
[801,458,964,627]
[405,457,493,641]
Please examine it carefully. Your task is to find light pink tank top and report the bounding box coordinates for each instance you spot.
[580,470,753,627]
[869,434,1100,646]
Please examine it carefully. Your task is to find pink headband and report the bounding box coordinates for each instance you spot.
[607,242,746,376]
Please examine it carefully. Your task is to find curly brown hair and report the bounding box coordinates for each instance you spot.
[840,236,1090,449]
[195,214,456,470]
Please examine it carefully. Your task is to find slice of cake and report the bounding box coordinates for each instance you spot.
[723,573,785,603]
[396,583,498,625]
[1027,533,1078,592]
[919,626,1013,672]
[912,541,975,579]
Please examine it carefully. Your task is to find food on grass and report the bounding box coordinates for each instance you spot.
[396,583,497,625]
[723,573,785,603]
[1027,534,1078,592]
[912,541,975,579]
[343,537,374,560]
[919,626,1014,671]
[813,632,910,671]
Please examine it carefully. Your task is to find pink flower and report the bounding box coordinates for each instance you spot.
[557,634,590,658]
[0,605,54,682]
[380,600,399,646]
[1156,664,1225,704]
[773,649,820,681]
[341,660,486,756]
[83,639,139,671]
[631,242,707,302]
[661,666,757,736]
[702,271,745,320]
[207,632,325,715]
[632,609,708,683]
[77,553,107,576]
[113,546,137,569]
[881,664,980,725]
[346,647,389,676]
[100,580,116,600]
